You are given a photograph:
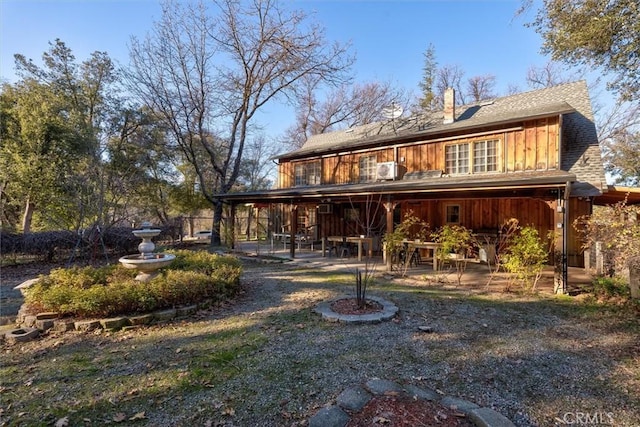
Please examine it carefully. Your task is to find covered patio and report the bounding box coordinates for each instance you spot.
[231,240,594,295]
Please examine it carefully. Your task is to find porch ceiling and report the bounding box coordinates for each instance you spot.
[594,186,640,205]
[221,170,576,205]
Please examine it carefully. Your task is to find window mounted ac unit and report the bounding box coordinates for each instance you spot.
[318,204,333,214]
[376,162,397,180]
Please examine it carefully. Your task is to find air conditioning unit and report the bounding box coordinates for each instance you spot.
[318,204,333,214]
[376,162,397,180]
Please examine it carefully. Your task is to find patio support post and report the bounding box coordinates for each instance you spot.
[230,203,237,250]
[562,182,571,293]
[554,182,571,294]
[383,201,397,272]
[290,203,297,259]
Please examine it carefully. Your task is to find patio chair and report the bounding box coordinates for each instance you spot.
[409,248,421,266]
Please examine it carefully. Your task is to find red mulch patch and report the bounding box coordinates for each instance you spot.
[330,298,383,315]
[346,394,475,427]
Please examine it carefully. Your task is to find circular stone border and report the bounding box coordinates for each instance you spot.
[313,295,398,324]
[308,378,515,427]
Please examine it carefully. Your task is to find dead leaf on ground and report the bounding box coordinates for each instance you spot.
[54,416,69,427]
[222,407,235,416]
[113,412,127,422]
[129,411,146,420]
[373,415,391,424]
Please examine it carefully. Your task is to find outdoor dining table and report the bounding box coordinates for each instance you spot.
[400,240,441,270]
[325,236,373,261]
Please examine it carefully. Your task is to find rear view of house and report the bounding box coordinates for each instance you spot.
[220,80,609,290]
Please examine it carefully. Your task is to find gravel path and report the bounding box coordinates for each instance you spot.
[1,259,639,426]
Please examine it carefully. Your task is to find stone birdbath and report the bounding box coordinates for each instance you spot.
[119,222,175,282]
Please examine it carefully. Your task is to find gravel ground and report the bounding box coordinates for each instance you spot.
[1,259,639,426]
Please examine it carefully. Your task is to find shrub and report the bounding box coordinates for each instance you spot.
[23,251,242,318]
[592,276,630,299]
[502,226,547,291]
[430,224,476,286]
[383,211,429,276]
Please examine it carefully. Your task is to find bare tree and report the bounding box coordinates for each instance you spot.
[126,0,351,244]
[526,61,575,89]
[466,74,497,102]
[284,79,410,149]
[434,64,465,106]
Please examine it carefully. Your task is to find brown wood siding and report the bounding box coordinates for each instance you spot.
[548,117,559,169]
[280,118,560,187]
[399,197,555,243]
[567,197,591,267]
[278,162,292,188]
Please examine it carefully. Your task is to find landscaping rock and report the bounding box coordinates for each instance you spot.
[153,309,177,322]
[469,407,517,427]
[22,315,37,328]
[100,317,130,331]
[441,396,480,414]
[74,320,101,332]
[35,312,60,320]
[129,314,153,325]
[5,327,39,343]
[35,319,54,331]
[403,384,440,401]
[308,405,349,427]
[176,304,198,317]
[364,378,405,395]
[336,386,372,411]
[53,320,75,332]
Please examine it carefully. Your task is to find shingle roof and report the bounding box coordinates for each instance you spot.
[277,80,607,191]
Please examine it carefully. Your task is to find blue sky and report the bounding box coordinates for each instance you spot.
[1,0,560,136]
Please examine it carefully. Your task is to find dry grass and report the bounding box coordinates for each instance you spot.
[1,260,639,426]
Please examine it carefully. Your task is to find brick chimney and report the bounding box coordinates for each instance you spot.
[443,87,455,124]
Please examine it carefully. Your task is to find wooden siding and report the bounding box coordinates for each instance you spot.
[398,198,555,239]
[567,197,592,267]
[278,193,588,267]
[279,117,560,188]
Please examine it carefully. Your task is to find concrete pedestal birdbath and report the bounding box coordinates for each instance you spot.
[119,222,175,282]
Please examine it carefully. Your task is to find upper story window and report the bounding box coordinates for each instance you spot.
[445,139,499,175]
[473,140,498,173]
[359,155,377,182]
[445,143,469,174]
[294,161,321,186]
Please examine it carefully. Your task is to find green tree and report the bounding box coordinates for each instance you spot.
[602,129,640,186]
[0,80,83,232]
[418,43,438,111]
[528,0,640,101]
[1,40,125,232]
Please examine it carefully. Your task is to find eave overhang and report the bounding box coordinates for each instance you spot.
[219,170,576,204]
[593,185,640,205]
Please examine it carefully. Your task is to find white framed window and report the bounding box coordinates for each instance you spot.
[445,139,499,175]
[445,143,469,174]
[473,139,498,173]
[445,204,461,224]
[294,161,321,186]
[359,155,377,182]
